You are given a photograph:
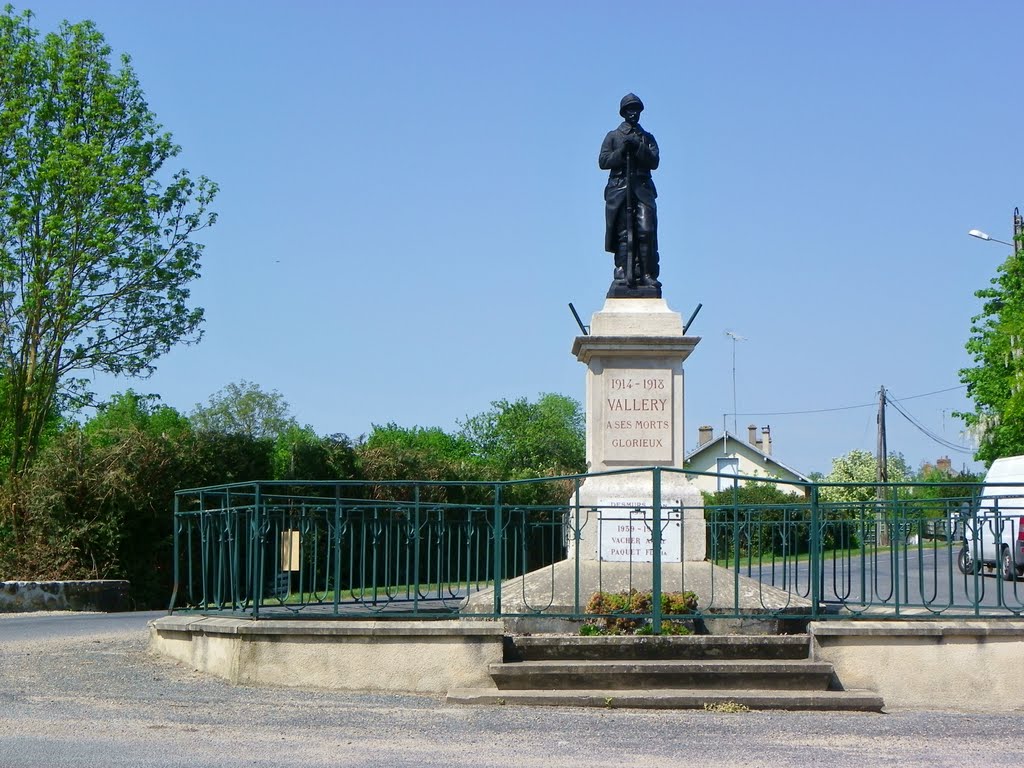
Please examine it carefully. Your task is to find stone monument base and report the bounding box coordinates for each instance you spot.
[567,470,706,562]
[462,559,812,635]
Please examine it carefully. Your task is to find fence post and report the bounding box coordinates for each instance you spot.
[652,468,663,635]
[169,494,180,613]
[198,490,209,609]
[891,485,901,617]
[493,483,503,617]
[333,484,342,616]
[732,481,741,614]
[413,484,421,615]
[810,485,821,619]
[252,483,263,619]
[230,487,240,611]
[573,476,582,615]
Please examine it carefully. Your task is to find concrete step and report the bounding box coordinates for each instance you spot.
[446,687,885,712]
[489,658,835,691]
[506,634,811,662]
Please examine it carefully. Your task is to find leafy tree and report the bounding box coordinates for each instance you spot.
[83,390,190,447]
[703,480,803,508]
[0,389,275,604]
[958,214,1024,465]
[905,465,981,504]
[5,391,189,604]
[320,433,359,480]
[818,449,910,503]
[0,372,62,478]
[0,9,217,480]
[190,380,295,440]
[458,393,585,478]
[272,425,357,481]
[703,480,811,559]
[357,423,479,487]
[185,431,273,486]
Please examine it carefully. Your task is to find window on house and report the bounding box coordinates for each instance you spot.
[717,457,739,491]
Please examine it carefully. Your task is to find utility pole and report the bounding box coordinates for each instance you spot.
[876,385,889,545]
[1015,207,1023,255]
[876,385,888,485]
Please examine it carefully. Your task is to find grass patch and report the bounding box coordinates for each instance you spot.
[704,701,749,713]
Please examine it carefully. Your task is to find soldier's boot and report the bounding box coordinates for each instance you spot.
[613,245,628,281]
[638,243,661,287]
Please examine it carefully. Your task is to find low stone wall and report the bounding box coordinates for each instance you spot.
[0,580,131,613]
[149,616,503,695]
[811,620,1024,712]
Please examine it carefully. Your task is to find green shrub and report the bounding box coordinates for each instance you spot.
[581,588,698,635]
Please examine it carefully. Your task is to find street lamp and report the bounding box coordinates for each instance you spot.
[968,229,1015,247]
[968,208,1023,254]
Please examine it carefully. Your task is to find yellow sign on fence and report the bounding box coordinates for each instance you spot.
[281,530,301,572]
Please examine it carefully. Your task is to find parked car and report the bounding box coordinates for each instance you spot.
[958,455,1024,581]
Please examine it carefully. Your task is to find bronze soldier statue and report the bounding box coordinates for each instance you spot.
[599,93,661,298]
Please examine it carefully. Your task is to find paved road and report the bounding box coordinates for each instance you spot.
[740,546,1024,614]
[4,611,1024,767]
[0,609,166,642]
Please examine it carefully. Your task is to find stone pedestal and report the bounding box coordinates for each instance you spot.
[568,298,705,562]
[462,297,798,627]
[566,470,706,563]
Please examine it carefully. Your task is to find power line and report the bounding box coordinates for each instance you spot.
[889,405,973,454]
[734,402,874,417]
[888,384,967,402]
[731,383,975,455]
[734,384,967,418]
[885,392,974,454]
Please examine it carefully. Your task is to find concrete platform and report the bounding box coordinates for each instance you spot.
[148,615,1024,712]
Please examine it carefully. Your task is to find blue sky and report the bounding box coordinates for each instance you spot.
[24,1,1024,476]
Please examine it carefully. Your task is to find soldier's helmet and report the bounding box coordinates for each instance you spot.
[619,93,644,117]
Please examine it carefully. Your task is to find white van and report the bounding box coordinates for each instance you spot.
[959,455,1024,580]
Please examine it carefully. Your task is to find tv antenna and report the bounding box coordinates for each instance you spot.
[724,330,747,434]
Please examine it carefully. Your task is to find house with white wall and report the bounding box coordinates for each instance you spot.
[684,424,811,497]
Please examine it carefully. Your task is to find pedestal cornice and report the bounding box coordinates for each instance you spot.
[572,335,701,364]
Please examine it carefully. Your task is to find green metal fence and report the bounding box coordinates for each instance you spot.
[169,468,1024,625]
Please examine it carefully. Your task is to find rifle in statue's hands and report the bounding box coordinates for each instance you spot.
[624,137,636,287]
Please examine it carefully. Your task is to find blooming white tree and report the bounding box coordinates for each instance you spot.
[819,449,910,503]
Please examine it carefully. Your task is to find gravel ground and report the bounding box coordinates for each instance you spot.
[3,617,1024,767]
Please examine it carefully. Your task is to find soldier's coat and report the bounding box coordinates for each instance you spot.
[599,121,660,254]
